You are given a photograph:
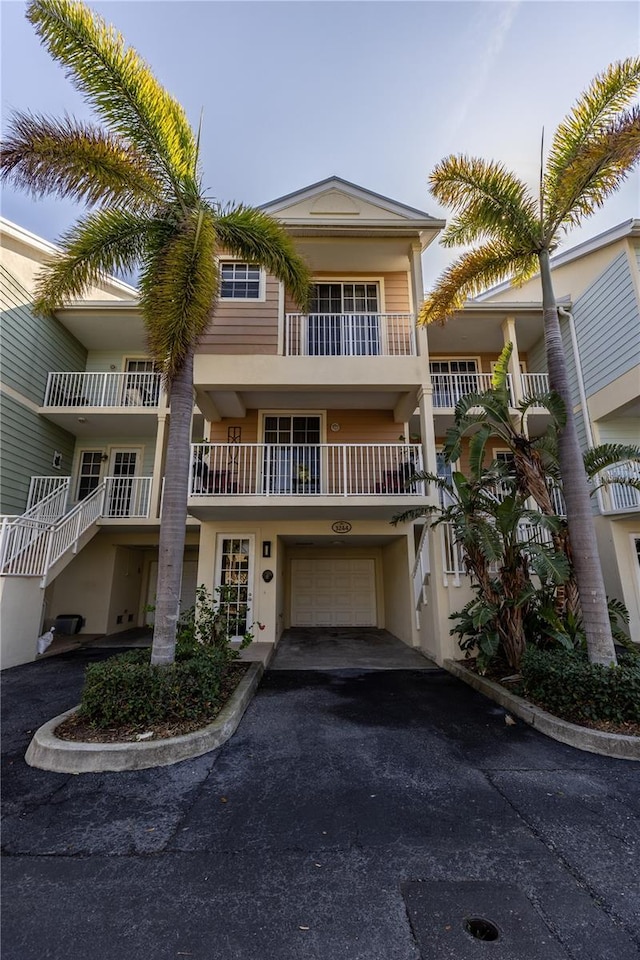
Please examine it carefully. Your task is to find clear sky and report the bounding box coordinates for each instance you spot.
[1,0,639,288]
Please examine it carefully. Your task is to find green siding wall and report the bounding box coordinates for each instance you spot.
[1,264,87,405]
[0,393,76,514]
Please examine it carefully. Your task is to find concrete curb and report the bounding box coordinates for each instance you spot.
[444,659,640,761]
[25,661,264,774]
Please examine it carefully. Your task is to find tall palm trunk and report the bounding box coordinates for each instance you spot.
[538,250,616,665]
[151,347,194,666]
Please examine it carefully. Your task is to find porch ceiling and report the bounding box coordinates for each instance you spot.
[426,309,545,356]
[39,410,160,437]
[197,386,418,421]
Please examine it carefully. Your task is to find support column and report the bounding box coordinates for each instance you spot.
[410,242,428,358]
[417,386,439,485]
[501,315,523,406]
[149,412,168,519]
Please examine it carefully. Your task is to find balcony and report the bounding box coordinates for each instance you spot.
[599,461,640,514]
[189,443,425,519]
[44,371,162,408]
[284,314,416,357]
[431,372,550,410]
[41,372,163,436]
[431,373,510,409]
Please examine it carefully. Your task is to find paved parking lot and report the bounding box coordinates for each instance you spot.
[2,647,639,959]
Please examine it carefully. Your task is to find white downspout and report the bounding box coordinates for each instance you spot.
[557,306,605,513]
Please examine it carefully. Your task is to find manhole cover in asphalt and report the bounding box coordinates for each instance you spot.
[401,881,569,959]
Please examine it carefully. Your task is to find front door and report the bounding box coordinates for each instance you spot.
[216,536,254,640]
[108,449,138,517]
[263,416,321,493]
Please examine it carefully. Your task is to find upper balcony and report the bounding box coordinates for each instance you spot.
[284,313,416,357]
[188,442,426,520]
[599,461,640,515]
[431,371,550,410]
[40,371,164,436]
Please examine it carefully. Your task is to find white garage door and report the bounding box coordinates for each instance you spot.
[291,558,376,626]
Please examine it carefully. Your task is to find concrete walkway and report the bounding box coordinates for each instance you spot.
[270,627,438,670]
[2,649,639,959]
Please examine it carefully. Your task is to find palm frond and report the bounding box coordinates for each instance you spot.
[517,390,566,429]
[546,106,640,234]
[27,0,197,187]
[418,242,538,324]
[391,505,439,527]
[214,205,312,310]
[583,443,640,476]
[468,425,492,477]
[31,207,155,314]
[544,56,640,210]
[430,155,541,249]
[0,111,161,207]
[140,206,218,377]
[491,342,513,391]
[526,543,570,584]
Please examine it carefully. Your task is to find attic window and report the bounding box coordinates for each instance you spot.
[220,262,262,300]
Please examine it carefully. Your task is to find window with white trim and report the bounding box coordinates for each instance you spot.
[220,262,261,300]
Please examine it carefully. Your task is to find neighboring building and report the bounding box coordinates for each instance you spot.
[476,220,640,641]
[0,182,637,669]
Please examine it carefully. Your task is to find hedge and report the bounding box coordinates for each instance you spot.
[78,644,227,728]
[521,648,640,725]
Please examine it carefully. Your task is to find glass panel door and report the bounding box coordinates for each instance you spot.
[125,359,158,406]
[263,416,321,493]
[108,449,138,516]
[77,451,104,500]
[217,537,252,638]
[430,359,478,406]
[310,284,380,356]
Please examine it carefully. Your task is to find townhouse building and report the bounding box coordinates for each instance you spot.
[1,179,637,669]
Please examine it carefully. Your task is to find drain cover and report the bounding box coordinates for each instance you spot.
[401,882,569,959]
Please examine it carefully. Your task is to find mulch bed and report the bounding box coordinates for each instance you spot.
[55,662,249,743]
[460,657,640,738]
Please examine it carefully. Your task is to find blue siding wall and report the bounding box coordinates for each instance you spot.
[571,251,640,397]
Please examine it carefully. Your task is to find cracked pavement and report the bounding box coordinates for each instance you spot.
[2,649,639,959]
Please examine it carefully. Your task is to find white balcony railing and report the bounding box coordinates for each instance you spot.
[43,372,161,408]
[431,373,514,408]
[284,314,416,357]
[520,372,550,399]
[600,461,640,513]
[103,477,152,518]
[190,444,425,497]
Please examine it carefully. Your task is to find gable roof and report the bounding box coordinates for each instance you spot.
[260,176,439,222]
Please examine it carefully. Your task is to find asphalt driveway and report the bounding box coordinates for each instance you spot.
[2,649,639,960]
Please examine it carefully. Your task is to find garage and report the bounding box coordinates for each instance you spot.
[291,558,377,626]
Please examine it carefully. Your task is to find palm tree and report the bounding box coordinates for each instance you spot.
[419,58,640,665]
[1,0,311,666]
[443,344,640,621]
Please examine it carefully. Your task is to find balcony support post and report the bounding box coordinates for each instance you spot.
[502,316,522,407]
[150,412,168,519]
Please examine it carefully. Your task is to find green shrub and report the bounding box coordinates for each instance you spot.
[521,648,640,724]
[78,643,225,728]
